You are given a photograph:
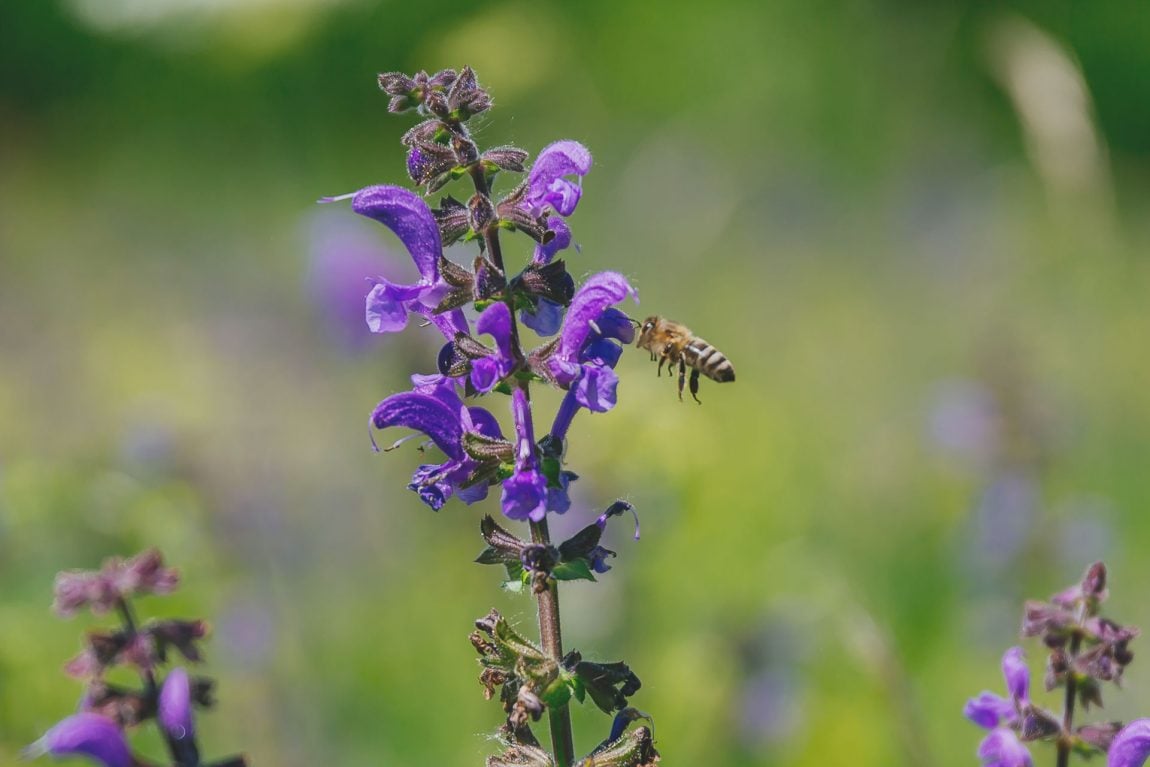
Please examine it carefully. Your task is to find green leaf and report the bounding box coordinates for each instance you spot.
[476,546,504,565]
[552,559,597,582]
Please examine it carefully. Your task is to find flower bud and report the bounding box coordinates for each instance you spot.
[468,192,497,232]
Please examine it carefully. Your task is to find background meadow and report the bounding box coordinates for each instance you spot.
[3,1,1150,765]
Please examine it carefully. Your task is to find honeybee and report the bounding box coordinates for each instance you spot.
[635,316,735,403]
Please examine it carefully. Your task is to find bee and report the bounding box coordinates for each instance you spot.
[634,316,735,403]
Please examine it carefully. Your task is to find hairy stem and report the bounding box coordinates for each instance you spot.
[470,159,575,765]
[531,516,575,766]
[1058,625,1085,767]
[116,597,158,695]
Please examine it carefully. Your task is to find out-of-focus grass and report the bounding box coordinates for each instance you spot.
[3,1,1150,766]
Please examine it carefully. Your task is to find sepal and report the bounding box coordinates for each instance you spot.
[563,651,641,714]
[576,726,659,767]
[1075,721,1122,752]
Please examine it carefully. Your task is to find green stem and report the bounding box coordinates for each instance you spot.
[531,517,576,767]
[1057,614,1086,767]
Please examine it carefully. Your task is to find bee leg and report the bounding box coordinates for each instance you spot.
[689,368,701,404]
[677,358,686,401]
[657,357,666,377]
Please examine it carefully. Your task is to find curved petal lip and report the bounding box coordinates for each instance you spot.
[372,392,464,461]
[352,186,443,283]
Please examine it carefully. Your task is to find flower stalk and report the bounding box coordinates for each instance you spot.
[349,67,657,766]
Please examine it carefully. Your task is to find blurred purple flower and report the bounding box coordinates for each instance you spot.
[306,209,398,352]
[159,667,195,741]
[965,647,1032,767]
[1109,720,1150,767]
[977,728,1032,767]
[928,380,1000,467]
[971,471,1038,572]
[25,713,131,767]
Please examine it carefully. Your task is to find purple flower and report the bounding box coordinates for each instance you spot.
[371,384,505,510]
[348,185,468,340]
[547,273,637,414]
[532,216,572,265]
[977,729,1032,767]
[964,647,1029,727]
[159,667,195,741]
[527,141,592,217]
[25,714,132,767]
[521,298,565,337]
[1109,720,1150,767]
[468,302,516,394]
[502,387,547,522]
[965,647,1032,767]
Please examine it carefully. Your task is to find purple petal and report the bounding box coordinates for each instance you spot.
[583,338,623,368]
[501,468,548,522]
[418,304,470,341]
[546,471,574,514]
[158,667,195,740]
[528,141,592,216]
[553,272,636,383]
[371,392,463,461]
[533,217,573,264]
[352,186,442,284]
[412,374,465,415]
[366,279,424,333]
[511,386,537,464]
[549,389,580,443]
[978,729,1032,767]
[573,364,619,413]
[27,714,132,767]
[470,356,501,393]
[1001,646,1029,704]
[1110,720,1150,767]
[476,302,514,365]
[593,307,636,345]
[408,464,453,510]
[521,299,564,337]
[963,692,1016,729]
[463,406,504,440]
[455,482,490,505]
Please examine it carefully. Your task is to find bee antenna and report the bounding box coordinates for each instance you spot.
[625,315,641,329]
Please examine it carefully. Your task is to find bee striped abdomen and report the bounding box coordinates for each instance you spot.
[685,339,736,383]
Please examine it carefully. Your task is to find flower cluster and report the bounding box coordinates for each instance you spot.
[27,550,244,767]
[964,562,1150,767]
[332,66,657,766]
[328,67,638,526]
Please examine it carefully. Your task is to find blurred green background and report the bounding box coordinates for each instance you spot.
[3,0,1150,765]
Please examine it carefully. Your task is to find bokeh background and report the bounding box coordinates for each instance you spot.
[3,0,1150,765]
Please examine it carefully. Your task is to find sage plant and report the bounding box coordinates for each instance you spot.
[965,562,1150,767]
[26,550,245,767]
[325,67,658,766]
